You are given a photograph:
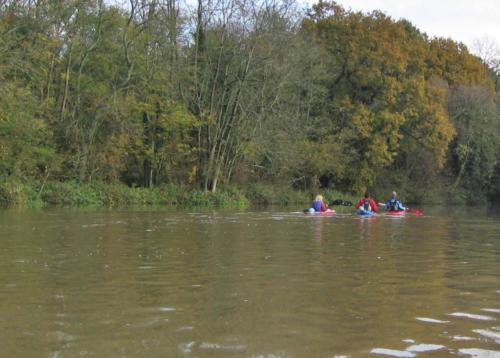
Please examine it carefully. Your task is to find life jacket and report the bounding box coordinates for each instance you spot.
[312,200,322,212]
[363,199,371,211]
[387,198,400,211]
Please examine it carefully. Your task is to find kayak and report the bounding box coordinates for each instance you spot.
[356,208,375,216]
[386,210,406,216]
[305,208,336,215]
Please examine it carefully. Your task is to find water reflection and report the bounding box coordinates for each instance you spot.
[356,214,378,240]
[309,216,327,242]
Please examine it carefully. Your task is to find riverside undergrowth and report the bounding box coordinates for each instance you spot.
[0,180,363,209]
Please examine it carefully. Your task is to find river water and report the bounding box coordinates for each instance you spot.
[0,206,499,357]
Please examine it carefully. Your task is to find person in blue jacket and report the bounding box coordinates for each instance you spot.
[311,194,327,212]
[384,191,406,212]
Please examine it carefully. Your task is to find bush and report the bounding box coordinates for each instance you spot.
[213,187,249,208]
[41,181,103,206]
[0,180,36,205]
[242,183,310,205]
[0,179,354,209]
[35,181,252,208]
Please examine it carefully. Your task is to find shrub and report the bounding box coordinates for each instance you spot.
[0,180,35,205]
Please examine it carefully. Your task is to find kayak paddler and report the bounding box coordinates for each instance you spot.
[355,192,379,213]
[311,194,328,212]
[381,191,406,212]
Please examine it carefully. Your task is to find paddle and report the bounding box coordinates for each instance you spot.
[407,208,423,216]
[305,198,349,212]
[329,199,353,207]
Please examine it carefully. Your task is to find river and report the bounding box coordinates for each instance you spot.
[0,206,499,357]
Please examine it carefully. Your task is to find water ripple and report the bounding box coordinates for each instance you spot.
[472,329,500,343]
[405,344,445,352]
[370,348,415,357]
[449,312,496,321]
[416,317,450,324]
[458,348,500,358]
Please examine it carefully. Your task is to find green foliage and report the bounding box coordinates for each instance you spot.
[488,159,500,204]
[446,86,499,203]
[241,183,310,205]
[0,181,37,205]
[0,0,498,207]
[41,181,102,206]
[32,181,248,208]
[179,187,249,208]
[0,81,58,179]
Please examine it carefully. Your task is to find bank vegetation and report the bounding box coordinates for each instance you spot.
[0,0,499,207]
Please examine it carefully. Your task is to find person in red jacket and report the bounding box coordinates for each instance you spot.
[355,192,379,213]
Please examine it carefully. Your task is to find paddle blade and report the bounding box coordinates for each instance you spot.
[330,199,353,206]
[409,208,423,216]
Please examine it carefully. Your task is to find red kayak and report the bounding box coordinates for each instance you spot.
[386,210,406,216]
[385,209,423,216]
[305,208,336,215]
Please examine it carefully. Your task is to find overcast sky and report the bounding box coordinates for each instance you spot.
[304,0,500,54]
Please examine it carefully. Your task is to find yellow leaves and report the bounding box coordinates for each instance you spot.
[132,98,199,132]
[367,135,390,164]
[302,2,471,191]
[353,165,377,192]
[162,103,199,130]
[188,165,198,184]
[380,77,402,105]
[299,139,346,177]
[399,80,456,168]
[380,110,405,132]
[364,112,404,167]
[350,106,404,167]
[427,38,491,87]
[351,105,372,138]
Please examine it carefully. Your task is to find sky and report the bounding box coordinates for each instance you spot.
[304,0,500,55]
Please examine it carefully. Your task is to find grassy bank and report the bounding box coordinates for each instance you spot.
[3,180,475,209]
[0,180,351,209]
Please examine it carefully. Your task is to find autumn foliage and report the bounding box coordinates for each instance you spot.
[0,0,498,205]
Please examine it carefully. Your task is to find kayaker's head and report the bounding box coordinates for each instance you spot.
[315,194,323,202]
[391,191,397,199]
[364,192,370,199]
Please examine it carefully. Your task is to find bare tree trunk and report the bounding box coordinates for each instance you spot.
[453,137,472,189]
[149,139,155,188]
[60,46,72,120]
[209,46,254,192]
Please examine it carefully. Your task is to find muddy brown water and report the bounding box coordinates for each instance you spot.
[0,206,499,357]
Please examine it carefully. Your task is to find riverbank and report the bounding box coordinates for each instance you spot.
[0,180,355,209]
[1,179,492,209]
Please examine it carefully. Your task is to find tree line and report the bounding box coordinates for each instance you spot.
[0,0,499,204]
